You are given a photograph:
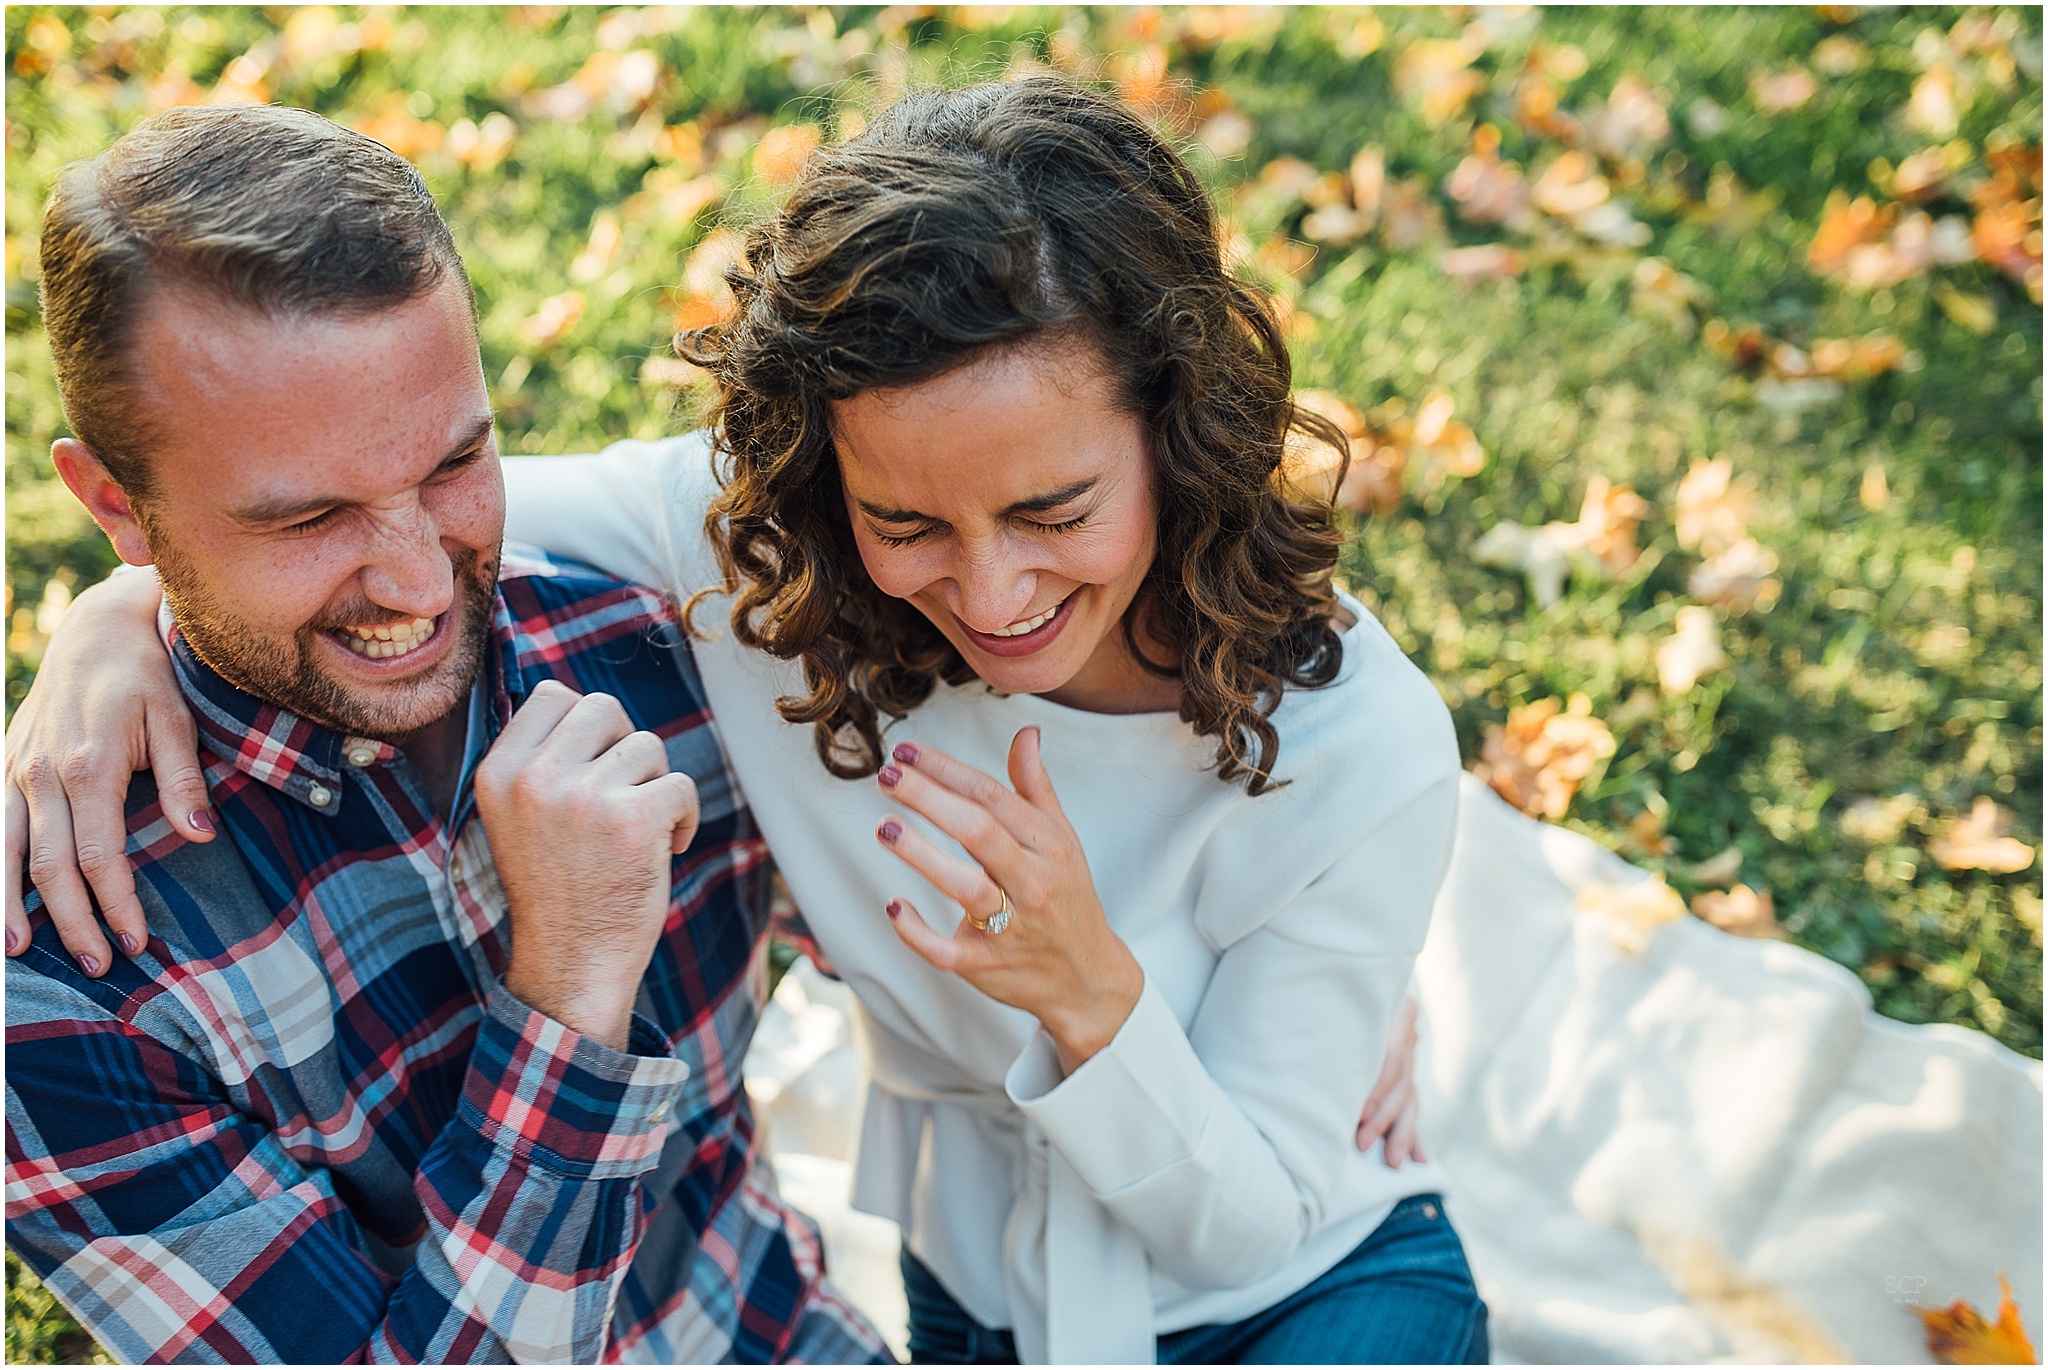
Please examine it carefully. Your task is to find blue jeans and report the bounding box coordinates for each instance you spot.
[901,1193,1490,1364]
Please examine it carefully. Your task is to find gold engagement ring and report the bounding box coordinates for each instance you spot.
[970,886,1012,936]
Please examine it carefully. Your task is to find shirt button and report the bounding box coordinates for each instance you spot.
[345,740,379,767]
[649,1101,670,1123]
[306,784,335,808]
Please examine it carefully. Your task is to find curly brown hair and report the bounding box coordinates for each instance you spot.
[681,76,1352,795]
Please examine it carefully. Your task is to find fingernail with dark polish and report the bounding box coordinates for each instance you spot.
[886,899,903,919]
[892,742,919,765]
[119,933,140,957]
[189,810,216,835]
[877,764,901,788]
[5,928,18,955]
[78,954,100,976]
[878,819,902,845]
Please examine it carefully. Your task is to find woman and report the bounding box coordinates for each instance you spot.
[8,78,1484,1363]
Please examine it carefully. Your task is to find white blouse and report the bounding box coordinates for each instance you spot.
[502,435,1460,1363]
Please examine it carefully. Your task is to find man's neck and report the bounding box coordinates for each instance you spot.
[393,702,471,823]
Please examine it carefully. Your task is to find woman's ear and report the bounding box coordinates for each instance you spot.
[51,438,154,567]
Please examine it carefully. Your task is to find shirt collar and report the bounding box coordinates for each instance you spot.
[164,586,532,815]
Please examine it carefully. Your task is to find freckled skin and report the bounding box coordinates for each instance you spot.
[831,339,1180,715]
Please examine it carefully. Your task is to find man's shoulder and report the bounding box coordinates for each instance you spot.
[495,544,690,683]
[498,543,677,619]
[10,778,266,1024]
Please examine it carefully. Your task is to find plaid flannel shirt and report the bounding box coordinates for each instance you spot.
[5,549,888,1364]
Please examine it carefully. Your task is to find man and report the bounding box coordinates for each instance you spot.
[4,103,886,1364]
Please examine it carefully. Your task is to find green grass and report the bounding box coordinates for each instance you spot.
[5,6,2040,1360]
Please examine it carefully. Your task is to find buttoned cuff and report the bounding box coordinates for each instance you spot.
[1004,973,1213,1197]
[460,984,689,1180]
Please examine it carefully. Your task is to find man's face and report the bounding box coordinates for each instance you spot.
[126,276,503,741]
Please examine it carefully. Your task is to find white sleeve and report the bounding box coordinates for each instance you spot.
[499,433,718,594]
[1004,766,1460,1290]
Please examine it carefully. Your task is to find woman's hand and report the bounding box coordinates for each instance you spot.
[874,726,1144,1077]
[1355,995,1428,1168]
[5,568,210,975]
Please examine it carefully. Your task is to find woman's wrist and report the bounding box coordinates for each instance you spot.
[1041,942,1146,1077]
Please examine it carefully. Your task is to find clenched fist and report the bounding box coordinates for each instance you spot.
[473,679,699,1050]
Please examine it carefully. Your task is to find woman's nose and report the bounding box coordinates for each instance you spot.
[950,545,1038,634]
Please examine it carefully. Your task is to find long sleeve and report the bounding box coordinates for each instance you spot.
[6,959,688,1364]
[1005,764,1460,1292]
[500,435,715,594]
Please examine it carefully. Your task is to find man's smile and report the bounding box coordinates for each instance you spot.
[333,615,439,660]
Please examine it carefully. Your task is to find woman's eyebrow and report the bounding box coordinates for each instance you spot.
[856,478,1099,523]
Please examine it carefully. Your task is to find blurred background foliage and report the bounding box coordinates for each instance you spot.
[3,5,2041,1358]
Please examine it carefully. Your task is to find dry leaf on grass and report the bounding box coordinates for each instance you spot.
[1657,606,1729,693]
[1531,151,1650,247]
[1808,192,1974,289]
[1574,876,1687,957]
[1841,794,1922,845]
[1631,258,1710,331]
[1473,519,1584,608]
[1445,125,1534,228]
[1881,142,1973,201]
[1749,66,1818,114]
[1918,1274,2038,1364]
[755,122,821,184]
[1577,476,1650,576]
[569,211,623,283]
[1281,390,1404,515]
[515,290,585,348]
[1380,177,1447,251]
[1688,538,1781,614]
[1928,798,2037,874]
[1675,456,1756,557]
[1684,846,1747,887]
[1582,74,1670,159]
[1476,694,1616,819]
[1395,36,1486,125]
[1440,243,1525,283]
[1692,884,1785,940]
[1473,476,1647,605]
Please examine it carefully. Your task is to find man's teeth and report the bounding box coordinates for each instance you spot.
[339,617,436,659]
[988,601,1063,638]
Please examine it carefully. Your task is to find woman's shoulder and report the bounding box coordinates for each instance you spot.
[1269,590,1461,803]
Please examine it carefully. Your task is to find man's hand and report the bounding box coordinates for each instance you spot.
[472,680,699,1051]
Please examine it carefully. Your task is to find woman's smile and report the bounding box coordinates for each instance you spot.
[831,336,1164,710]
[951,589,1079,658]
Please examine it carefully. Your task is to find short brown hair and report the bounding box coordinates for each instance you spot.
[684,77,1348,795]
[38,103,468,497]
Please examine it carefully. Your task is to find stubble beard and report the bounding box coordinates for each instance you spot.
[149,534,500,742]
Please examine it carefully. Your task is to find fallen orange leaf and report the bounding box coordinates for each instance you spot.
[1928,798,2037,875]
[1675,456,1757,558]
[1918,1275,2038,1364]
[1476,694,1616,820]
[1692,884,1785,941]
[755,122,821,185]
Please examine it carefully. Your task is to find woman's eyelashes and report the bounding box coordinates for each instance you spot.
[870,513,1092,548]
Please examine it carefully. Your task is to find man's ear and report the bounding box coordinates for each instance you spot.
[51,438,153,566]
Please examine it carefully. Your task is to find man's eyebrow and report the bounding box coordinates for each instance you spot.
[229,416,497,525]
[856,478,1099,523]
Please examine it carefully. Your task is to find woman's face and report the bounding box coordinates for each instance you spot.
[831,338,1163,709]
